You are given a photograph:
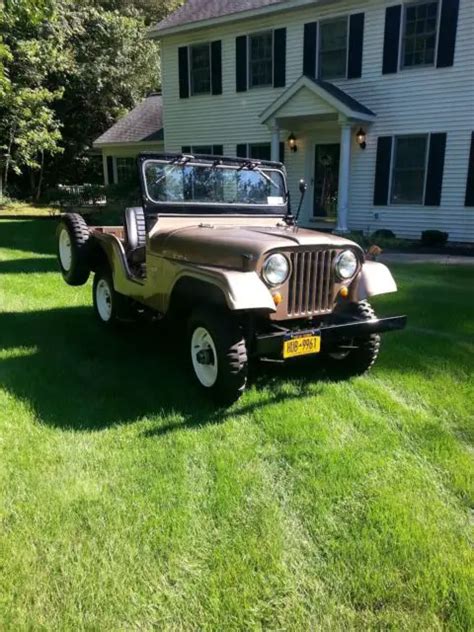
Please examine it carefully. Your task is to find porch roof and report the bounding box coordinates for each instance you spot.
[259,75,376,126]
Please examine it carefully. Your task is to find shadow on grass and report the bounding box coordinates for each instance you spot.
[0,307,321,432]
[0,220,58,256]
[0,303,467,435]
[0,257,57,274]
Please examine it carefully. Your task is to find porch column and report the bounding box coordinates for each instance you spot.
[337,120,352,233]
[271,122,280,162]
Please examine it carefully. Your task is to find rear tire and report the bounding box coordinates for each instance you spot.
[93,269,135,326]
[56,213,91,286]
[323,300,381,379]
[188,307,248,405]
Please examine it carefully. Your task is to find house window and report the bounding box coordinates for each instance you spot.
[402,1,438,68]
[192,145,213,154]
[390,135,428,204]
[249,143,271,161]
[116,158,136,184]
[319,18,348,80]
[190,43,211,95]
[249,32,273,88]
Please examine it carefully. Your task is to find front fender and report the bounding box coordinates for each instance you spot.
[352,261,398,301]
[172,265,276,312]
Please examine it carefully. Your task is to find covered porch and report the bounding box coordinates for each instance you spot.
[259,75,375,232]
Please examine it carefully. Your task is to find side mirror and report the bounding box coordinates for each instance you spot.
[299,179,307,194]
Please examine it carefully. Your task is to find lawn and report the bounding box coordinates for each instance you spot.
[0,220,472,630]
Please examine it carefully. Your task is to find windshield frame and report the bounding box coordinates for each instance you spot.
[138,153,289,217]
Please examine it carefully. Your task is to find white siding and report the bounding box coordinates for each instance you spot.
[160,0,474,242]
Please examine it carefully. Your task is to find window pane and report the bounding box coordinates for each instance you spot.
[192,146,213,155]
[116,158,136,184]
[144,161,286,207]
[249,32,273,87]
[319,50,347,80]
[395,136,427,169]
[402,1,438,68]
[249,143,271,161]
[391,170,426,203]
[391,136,427,204]
[319,18,348,80]
[190,44,211,95]
[320,19,347,51]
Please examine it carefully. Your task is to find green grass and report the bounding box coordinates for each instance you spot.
[0,220,473,630]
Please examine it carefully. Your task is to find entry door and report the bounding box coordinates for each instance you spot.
[313,143,340,218]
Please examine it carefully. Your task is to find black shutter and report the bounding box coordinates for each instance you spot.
[303,22,317,78]
[212,145,224,156]
[106,156,115,184]
[279,142,285,164]
[182,146,191,154]
[211,41,222,95]
[236,36,248,92]
[236,144,248,158]
[373,136,393,205]
[382,5,401,74]
[178,46,189,99]
[273,28,286,88]
[424,133,447,206]
[348,13,364,79]
[465,133,474,207]
[437,0,460,68]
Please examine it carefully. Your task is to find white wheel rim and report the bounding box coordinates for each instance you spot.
[59,228,72,272]
[191,327,218,388]
[96,279,113,322]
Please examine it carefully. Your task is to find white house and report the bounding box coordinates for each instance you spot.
[97,0,474,242]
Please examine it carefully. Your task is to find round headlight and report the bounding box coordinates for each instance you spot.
[335,250,358,280]
[263,253,290,286]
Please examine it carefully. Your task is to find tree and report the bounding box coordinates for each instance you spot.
[0,0,67,198]
[0,0,183,197]
[44,1,161,187]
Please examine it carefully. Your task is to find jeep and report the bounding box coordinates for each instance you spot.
[56,153,406,404]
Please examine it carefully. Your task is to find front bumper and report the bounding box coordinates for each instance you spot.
[255,315,407,358]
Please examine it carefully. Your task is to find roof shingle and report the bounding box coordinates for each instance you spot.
[94,94,164,147]
[152,0,287,33]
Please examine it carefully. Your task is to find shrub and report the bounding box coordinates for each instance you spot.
[371,229,396,241]
[421,230,449,247]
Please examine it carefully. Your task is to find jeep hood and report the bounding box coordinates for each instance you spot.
[149,223,363,270]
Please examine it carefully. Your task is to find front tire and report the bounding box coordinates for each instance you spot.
[93,269,134,326]
[188,307,248,405]
[323,300,381,379]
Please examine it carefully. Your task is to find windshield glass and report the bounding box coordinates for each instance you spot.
[143,160,286,210]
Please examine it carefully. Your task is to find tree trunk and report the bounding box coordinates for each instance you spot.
[4,128,15,190]
[29,168,36,200]
[35,151,45,202]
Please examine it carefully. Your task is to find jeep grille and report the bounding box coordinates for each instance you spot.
[287,249,338,317]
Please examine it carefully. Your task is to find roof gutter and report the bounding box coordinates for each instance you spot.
[147,0,334,39]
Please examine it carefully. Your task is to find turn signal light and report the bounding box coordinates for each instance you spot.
[273,292,283,306]
[340,287,349,298]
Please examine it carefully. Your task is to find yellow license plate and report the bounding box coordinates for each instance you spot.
[283,335,321,359]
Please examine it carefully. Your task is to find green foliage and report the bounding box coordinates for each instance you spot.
[0,0,67,196]
[0,0,182,197]
[421,230,449,247]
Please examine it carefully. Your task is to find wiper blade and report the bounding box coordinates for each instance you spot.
[153,155,191,187]
[254,166,280,191]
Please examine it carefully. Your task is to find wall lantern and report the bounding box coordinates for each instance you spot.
[288,133,298,153]
[356,127,367,150]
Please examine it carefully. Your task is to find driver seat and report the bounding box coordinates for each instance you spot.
[124,206,146,265]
